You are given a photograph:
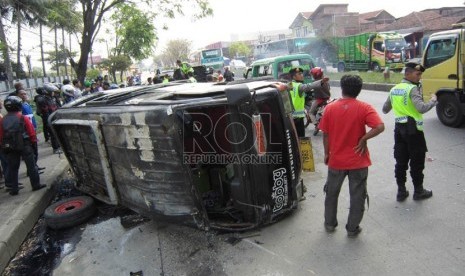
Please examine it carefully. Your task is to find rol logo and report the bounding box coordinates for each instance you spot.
[272,168,288,212]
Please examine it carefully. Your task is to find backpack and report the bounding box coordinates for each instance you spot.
[1,116,25,153]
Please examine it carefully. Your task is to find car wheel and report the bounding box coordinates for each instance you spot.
[436,94,465,127]
[44,196,96,230]
[337,62,345,72]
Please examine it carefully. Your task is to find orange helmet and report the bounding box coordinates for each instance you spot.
[310,67,323,79]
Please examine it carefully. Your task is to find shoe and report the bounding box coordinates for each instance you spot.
[9,190,18,196]
[396,190,409,202]
[5,184,24,191]
[32,184,46,191]
[324,222,338,232]
[346,226,362,238]
[313,125,319,136]
[413,189,433,200]
[53,149,63,154]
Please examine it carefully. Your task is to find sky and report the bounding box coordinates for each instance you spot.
[13,0,465,70]
[154,0,465,53]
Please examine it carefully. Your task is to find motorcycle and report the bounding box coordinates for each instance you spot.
[305,98,337,136]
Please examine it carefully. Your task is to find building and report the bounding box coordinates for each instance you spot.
[359,10,396,32]
[376,9,465,58]
[308,4,360,37]
[289,12,314,38]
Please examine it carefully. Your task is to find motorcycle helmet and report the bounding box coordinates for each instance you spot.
[36,87,46,95]
[310,67,323,80]
[4,96,23,112]
[43,83,59,94]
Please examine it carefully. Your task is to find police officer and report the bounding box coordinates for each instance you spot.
[382,62,437,201]
[176,59,194,77]
[287,67,329,137]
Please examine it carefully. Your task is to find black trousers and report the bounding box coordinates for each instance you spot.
[293,118,305,138]
[5,144,41,192]
[43,112,60,150]
[393,123,427,191]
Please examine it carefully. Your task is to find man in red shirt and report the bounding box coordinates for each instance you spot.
[318,75,384,237]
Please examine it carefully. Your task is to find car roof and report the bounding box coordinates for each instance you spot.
[67,80,279,107]
[251,53,314,66]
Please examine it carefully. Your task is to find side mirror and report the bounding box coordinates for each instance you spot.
[225,84,251,105]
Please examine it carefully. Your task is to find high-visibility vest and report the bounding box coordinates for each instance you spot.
[291,81,305,118]
[390,82,424,131]
[181,63,194,75]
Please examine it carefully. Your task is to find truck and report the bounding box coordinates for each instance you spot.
[334,32,409,72]
[421,23,465,127]
[200,48,228,71]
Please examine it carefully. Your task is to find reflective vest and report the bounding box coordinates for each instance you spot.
[162,78,169,83]
[181,63,194,75]
[291,81,305,118]
[389,82,424,131]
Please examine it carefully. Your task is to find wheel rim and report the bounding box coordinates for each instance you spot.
[54,199,85,214]
[444,104,456,118]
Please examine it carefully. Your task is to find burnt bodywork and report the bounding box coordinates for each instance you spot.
[50,81,303,231]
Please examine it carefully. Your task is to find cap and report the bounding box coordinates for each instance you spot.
[289,67,304,76]
[405,62,425,72]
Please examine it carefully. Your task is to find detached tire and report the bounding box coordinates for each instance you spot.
[45,196,96,230]
[436,94,465,127]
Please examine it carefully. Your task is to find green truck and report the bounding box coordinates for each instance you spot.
[334,32,409,72]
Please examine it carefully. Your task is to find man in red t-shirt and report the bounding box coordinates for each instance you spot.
[318,75,384,237]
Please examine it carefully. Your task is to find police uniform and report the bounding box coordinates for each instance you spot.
[288,67,324,137]
[288,67,307,137]
[382,62,437,201]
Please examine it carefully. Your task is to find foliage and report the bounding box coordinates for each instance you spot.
[110,3,156,61]
[160,39,192,67]
[0,0,50,85]
[70,0,212,83]
[11,61,26,79]
[99,54,132,82]
[45,0,82,33]
[31,67,43,78]
[44,46,77,70]
[85,68,100,80]
[229,42,252,59]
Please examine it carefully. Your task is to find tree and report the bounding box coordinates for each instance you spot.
[70,0,212,83]
[45,0,82,77]
[229,42,252,59]
[10,0,46,79]
[99,54,131,82]
[110,3,156,61]
[160,39,193,68]
[0,0,47,86]
[44,46,77,72]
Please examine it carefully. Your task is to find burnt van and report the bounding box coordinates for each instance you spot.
[50,80,304,231]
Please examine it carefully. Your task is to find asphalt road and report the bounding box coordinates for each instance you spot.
[27,87,465,275]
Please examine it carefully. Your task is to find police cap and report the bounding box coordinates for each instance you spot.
[405,62,425,72]
[289,67,304,76]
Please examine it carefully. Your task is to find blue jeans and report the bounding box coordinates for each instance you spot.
[324,167,368,231]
